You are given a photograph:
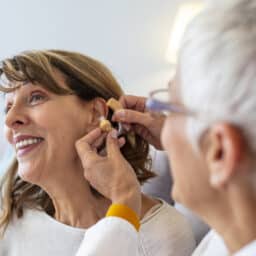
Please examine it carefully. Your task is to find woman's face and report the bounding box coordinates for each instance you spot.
[161,78,213,210]
[3,75,96,184]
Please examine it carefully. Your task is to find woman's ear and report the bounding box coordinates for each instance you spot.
[202,123,245,189]
[90,98,109,127]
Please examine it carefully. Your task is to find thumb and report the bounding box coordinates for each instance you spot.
[106,129,123,158]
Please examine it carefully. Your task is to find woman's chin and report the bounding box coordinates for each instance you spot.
[18,167,40,184]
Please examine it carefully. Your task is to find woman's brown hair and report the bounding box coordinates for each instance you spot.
[0,50,155,235]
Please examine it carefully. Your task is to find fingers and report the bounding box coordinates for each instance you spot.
[98,135,126,156]
[118,95,147,112]
[91,127,126,151]
[77,127,126,158]
[112,95,147,133]
[106,130,123,158]
[112,109,152,127]
[79,128,102,145]
[92,132,107,149]
[118,137,126,148]
[133,124,151,140]
[75,128,103,163]
[119,123,131,133]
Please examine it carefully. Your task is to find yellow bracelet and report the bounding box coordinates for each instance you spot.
[106,204,140,231]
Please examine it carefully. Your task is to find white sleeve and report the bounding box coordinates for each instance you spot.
[76,217,139,256]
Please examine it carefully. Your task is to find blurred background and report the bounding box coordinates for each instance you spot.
[0,0,204,172]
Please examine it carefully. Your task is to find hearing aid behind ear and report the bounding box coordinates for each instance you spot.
[106,98,123,111]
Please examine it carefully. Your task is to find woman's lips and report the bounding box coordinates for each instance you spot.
[17,140,44,157]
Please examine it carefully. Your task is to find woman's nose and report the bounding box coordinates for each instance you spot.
[5,105,29,129]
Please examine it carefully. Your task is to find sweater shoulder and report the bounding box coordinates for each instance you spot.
[139,200,196,256]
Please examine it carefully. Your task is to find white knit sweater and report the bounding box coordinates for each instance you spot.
[0,200,195,256]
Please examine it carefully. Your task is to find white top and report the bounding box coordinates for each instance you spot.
[191,229,256,256]
[234,240,256,256]
[1,200,196,256]
[192,230,229,256]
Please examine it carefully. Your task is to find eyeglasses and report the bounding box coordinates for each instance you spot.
[146,88,195,117]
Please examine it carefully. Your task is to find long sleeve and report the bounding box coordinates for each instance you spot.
[76,217,139,256]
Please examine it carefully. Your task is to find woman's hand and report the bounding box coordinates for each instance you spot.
[112,95,165,150]
[75,128,141,216]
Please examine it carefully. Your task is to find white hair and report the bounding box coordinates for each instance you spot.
[178,0,256,151]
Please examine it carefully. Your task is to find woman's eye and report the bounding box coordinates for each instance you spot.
[28,93,45,104]
[4,105,11,114]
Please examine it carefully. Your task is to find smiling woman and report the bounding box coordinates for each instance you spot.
[0,50,153,217]
[0,50,195,256]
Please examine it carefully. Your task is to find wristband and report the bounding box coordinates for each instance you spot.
[106,203,140,231]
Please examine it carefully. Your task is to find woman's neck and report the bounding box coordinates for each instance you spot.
[38,162,160,229]
[40,164,111,229]
[52,189,110,229]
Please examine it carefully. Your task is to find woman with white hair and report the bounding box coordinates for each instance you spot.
[73,0,256,255]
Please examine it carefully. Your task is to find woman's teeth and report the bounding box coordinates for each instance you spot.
[16,138,43,150]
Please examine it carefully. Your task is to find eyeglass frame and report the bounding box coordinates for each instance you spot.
[146,88,196,117]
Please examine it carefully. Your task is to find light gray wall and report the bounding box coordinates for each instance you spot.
[0,0,186,94]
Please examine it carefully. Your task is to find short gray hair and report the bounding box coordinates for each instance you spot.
[178,0,256,151]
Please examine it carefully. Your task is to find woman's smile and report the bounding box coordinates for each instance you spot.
[15,137,44,157]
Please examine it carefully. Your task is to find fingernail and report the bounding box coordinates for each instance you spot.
[115,110,125,118]
[111,129,118,139]
[122,124,131,131]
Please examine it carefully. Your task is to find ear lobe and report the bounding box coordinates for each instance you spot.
[204,123,244,189]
